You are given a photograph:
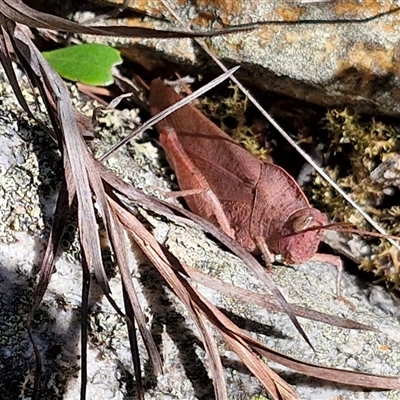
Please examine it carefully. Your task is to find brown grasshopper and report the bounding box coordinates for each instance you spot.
[149,79,345,295]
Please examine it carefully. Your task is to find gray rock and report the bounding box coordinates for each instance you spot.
[79,0,400,116]
[1,65,400,400]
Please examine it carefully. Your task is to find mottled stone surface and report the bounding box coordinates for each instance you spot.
[83,0,400,116]
[1,66,400,400]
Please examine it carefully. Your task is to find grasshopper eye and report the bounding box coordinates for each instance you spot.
[292,214,314,233]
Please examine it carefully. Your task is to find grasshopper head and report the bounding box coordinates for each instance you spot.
[278,207,328,264]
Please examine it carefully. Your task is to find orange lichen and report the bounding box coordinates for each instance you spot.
[285,31,300,44]
[180,0,247,16]
[343,43,394,74]
[303,29,315,41]
[324,38,337,52]
[257,26,280,46]
[191,12,219,28]
[334,0,391,18]
[124,0,162,15]
[381,21,396,34]
[126,19,156,29]
[274,4,306,22]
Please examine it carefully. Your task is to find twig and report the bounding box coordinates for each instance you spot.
[99,66,240,161]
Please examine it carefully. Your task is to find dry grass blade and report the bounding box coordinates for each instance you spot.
[228,339,286,399]
[190,313,228,400]
[85,156,165,397]
[107,196,297,399]
[0,24,36,117]
[79,254,91,400]
[7,21,105,398]
[98,189,161,400]
[0,13,243,399]
[65,164,150,398]
[25,176,74,396]
[101,184,163,373]
[221,333,297,400]
[0,18,162,400]
[107,196,228,400]
[111,196,319,399]
[251,341,400,389]
[0,0,251,38]
[179,267,400,392]
[177,264,376,331]
[99,66,240,161]
[100,170,400,396]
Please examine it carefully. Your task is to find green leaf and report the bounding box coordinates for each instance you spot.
[42,43,122,86]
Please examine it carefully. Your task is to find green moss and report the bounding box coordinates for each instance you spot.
[200,84,271,161]
[311,108,400,287]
